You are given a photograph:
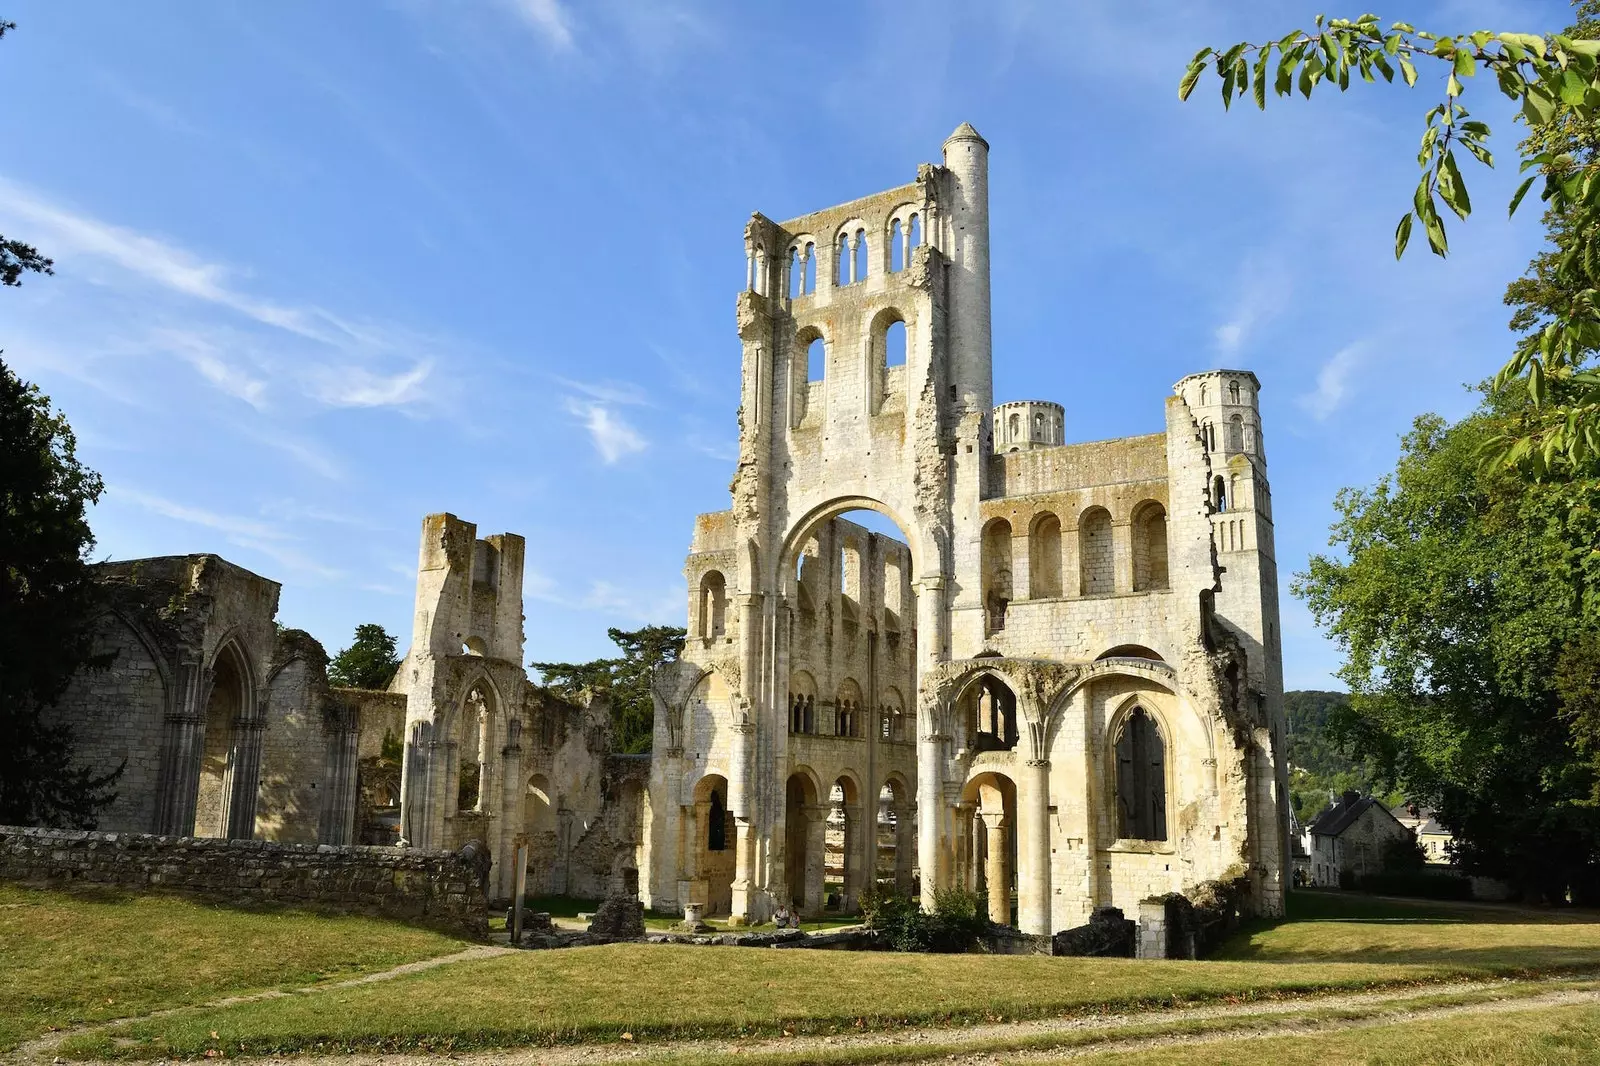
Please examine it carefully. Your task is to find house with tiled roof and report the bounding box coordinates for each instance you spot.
[1307,791,1413,887]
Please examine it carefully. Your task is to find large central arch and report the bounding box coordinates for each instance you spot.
[777,495,931,591]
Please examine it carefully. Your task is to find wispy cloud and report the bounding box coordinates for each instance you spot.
[564,396,648,462]
[557,376,651,406]
[109,486,287,541]
[1214,259,1290,356]
[307,362,435,409]
[526,569,682,623]
[1298,342,1365,421]
[505,0,576,50]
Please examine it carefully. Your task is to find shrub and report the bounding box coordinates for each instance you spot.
[1356,871,1474,900]
[861,887,992,953]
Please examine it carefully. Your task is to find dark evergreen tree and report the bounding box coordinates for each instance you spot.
[532,625,687,754]
[327,623,401,691]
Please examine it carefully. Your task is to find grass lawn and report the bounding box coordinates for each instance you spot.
[0,882,465,1053]
[1075,1000,1600,1064]
[509,895,860,934]
[62,892,1600,1058]
[8,887,1600,1059]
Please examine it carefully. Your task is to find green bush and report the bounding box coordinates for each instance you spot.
[1355,871,1474,900]
[862,887,991,953]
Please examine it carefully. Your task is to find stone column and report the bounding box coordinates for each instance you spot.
[895,800,916,893]
[1019,758,1052,935]
[1112,520,1134,594]
[317,704,360,845]
[497,719,524,900]
[154,661,209,836]
[847,231,860,283]
[982,810,1011,926]
[841,800,864,911]
[224,702,267,840]
[729,716,756,923]
[916,730,945,910]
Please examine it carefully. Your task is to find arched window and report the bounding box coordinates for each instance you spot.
[1115,708,1166,841]
[1029,512,1062,598]
[1227,414,1244,451]
[1078,507,1113,596]
[699,570,727,638]
[884,320,906,367]
[965,675,1017,752]
[807,335,825,381]
[1131,502,1169,592]
[836,234,850,286]
[1008,413,1020,440]
[790,670,816,734]
[982,518,1013,632]
[1214,475,1227,513]
[836,679,862,737]
[788,247,801,299]
[890,219,904,272]
[909,213,922,248]
[1229,379,1241,405]
[708,789,727,851]
[804,242,816,293]
[854,227,868,281]
[1199,382,1208,405]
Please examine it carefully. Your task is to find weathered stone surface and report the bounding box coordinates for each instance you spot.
[0,825,488,940]
[1052,906,1136,957]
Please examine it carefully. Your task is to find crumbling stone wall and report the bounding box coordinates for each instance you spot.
[0,825,487,940]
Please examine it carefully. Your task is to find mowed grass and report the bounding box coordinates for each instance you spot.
[1075,1000,1600,1064]
[64,893,1600,1058]
[0,882,465,1052]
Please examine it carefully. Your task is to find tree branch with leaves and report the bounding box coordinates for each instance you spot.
[1182,12,1600,472]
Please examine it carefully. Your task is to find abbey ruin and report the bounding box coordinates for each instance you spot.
[28,125,1289,935]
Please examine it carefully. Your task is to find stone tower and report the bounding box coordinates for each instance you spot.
[647,127,1289,932]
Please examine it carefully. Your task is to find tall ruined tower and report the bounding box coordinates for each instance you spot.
[647,126,1288,931]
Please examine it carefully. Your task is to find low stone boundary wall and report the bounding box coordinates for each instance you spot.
[0,825,488,940]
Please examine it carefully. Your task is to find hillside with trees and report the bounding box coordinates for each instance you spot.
[1285,690,1402,824]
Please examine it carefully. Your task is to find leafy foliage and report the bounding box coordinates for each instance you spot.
[1183,12,1600,471]
[328,623,401,691]
[531,625,686,754]
[1285,690,1404,823]
[0,359,119,827]
[1293,390,1600,902]
[860,887,993,952]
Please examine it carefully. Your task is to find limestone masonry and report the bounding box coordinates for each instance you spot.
[21,126,1287,934]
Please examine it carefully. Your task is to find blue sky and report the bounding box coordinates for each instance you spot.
[0,0,1572,688]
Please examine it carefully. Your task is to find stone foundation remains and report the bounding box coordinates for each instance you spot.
[0,825,488,940]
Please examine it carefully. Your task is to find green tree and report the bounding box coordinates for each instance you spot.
[1284,690,1405,822]
[1294,391,1600,902]
[0,15,114,827]
[1181,10,1600,471]
[0,360,119,827]
[532,625,687,754]
[327,623,400,691]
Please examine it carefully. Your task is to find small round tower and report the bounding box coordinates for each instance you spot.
[992,400,1064,453]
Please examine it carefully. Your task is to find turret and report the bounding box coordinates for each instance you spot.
[942,123,992,417]
[992,400,1064,453]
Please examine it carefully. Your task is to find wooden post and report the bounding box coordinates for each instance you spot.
[511,832,530,944]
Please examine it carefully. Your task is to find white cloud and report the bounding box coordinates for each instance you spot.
[557,376,651,406]
[1297,342,1366,421]
[505,0,576,49]
[109,486,287,541]
[564,397,648,462]
[1214,260,1290,356]
[307,361,434,408]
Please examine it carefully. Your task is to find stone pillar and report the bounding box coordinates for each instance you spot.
[847,231,860,283]
[841,800,863,911]
[1019,758,1052,935]
[982,810,1011,926]
[497,719,524,900]
[1112,520,1134,594]
[895,800,916,893]
[917,731,945,910]
[805,802,827,914]
[729,717,756,924]
[317,704,360,845]
[224,704,266,840]
[154,661,209,836]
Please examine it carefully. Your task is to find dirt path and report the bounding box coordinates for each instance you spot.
[8,944,513,1063]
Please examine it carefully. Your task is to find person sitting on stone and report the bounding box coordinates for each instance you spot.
[773,903,796,929]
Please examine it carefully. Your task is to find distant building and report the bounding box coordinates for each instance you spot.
[1395,805,1453,865]
[1307,791,1413,887]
